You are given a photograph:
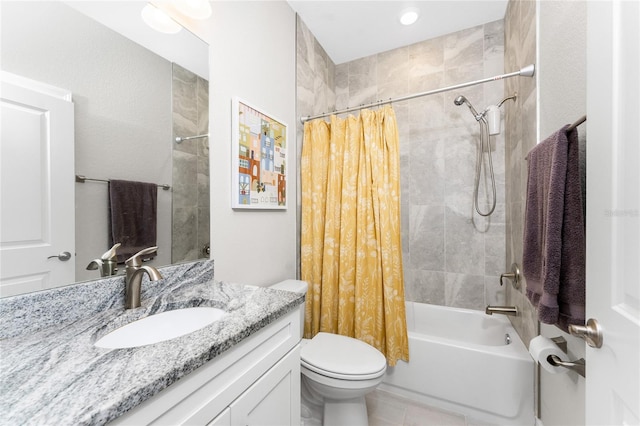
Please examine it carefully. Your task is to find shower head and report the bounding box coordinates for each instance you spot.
[453,95,480,119]
[454,95,466,106]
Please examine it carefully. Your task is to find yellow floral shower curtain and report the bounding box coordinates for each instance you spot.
[300,106,409,366]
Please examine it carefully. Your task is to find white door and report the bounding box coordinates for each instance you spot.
[586,1,640,424]
[0,72,75,296]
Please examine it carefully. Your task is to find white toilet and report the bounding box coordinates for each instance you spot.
[271,280,387,426]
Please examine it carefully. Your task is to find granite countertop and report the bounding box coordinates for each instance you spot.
[0,260,303,425]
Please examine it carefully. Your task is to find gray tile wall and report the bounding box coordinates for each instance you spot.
[172,63,210,263]
[296,17,336,278]
[504,0,538,345]
[296,17,508,311]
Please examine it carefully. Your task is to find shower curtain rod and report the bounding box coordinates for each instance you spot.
[299,64,535,123]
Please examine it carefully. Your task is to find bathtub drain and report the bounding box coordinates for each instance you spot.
[505,333,512,345]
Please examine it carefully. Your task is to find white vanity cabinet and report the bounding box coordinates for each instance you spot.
[111,308,301,426]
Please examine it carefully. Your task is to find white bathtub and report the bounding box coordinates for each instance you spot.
[380,302,534,425]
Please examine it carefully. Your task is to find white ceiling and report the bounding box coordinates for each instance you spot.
[287,1,509,64]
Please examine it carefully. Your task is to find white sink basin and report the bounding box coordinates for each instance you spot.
[95,307,227,349]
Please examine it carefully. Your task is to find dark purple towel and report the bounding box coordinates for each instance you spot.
[109,180,157,263]
[523,125,585,332]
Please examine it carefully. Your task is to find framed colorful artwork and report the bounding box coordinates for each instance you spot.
[231,97,287,209]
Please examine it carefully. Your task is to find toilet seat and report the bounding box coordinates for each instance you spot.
[301,332,387,380]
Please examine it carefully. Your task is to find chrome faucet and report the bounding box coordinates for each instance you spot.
[485,305,519,316]
[86,243,121,277]
[124,246,162,309]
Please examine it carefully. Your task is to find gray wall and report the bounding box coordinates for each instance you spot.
[538,2,587,425]
[504,0,539,346]
[1,2,172,281]
[296,18,507,311]
[205,1,298,285]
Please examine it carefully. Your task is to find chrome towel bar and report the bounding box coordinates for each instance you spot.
[75,174,170,190]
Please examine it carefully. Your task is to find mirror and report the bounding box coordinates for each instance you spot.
[1,1,209,289]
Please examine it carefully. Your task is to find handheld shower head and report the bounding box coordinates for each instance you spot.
[453,95,480,118]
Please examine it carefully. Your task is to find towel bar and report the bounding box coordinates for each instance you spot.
[75,174,170,190]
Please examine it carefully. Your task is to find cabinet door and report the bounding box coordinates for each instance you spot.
[230,346,300,426]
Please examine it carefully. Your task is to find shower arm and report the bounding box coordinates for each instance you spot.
[475,93,518,119]
[496,93,518,108]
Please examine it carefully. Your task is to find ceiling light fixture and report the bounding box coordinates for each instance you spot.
[173,0,212,20]
[399,8,419,26]
[141,3,182,34]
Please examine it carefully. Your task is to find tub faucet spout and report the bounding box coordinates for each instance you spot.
[124,247,162,309]
[485,305,519,316]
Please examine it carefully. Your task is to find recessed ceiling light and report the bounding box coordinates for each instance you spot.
[399,8,419,26]
[141,3,182,34]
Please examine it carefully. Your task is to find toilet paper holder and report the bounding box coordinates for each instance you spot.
[549,336,586,378]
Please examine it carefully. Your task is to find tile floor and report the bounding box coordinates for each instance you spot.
[303,388,491,426]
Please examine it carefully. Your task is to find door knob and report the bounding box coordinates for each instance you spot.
[568,318,603,348]
[47,251,72,261]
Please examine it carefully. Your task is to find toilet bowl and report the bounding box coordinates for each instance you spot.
[301,332,386,425]
[270,280,387,426]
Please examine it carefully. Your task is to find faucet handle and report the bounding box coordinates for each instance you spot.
[125,246,158,267]
[101,243,121,261]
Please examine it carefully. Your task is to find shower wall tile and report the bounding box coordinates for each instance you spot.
[348,56,377,100]
[444,273,485,310]
[198,156,210,208]
[197,206,210,257]
[484,20,505,62]
[313,77,330,116]
[297,53,315,109]
[409,36,445,78]
[444,64,485,116]
[444,207,485,275]
[444,25,484,70]
[172,206,198,261]
[409,128,445,205]
[297,17,315,70]
[172,63,209,264]
[173,66,198,156]
[485,223,506,276]
[197,77,209,136]
[313,39,329,85]
[405,269,445,305]
[334,63,348,110]
[295,15,338,277]
[409,205,445,271]
[408,94,446,133]
[443,127,477,214]
[504,0,538,345]
[485,275,506,306]
[173,150,198,207]
[378,47,409,88]
[410,71,444,100]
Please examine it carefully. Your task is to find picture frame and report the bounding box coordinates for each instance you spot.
[231,97,288,209]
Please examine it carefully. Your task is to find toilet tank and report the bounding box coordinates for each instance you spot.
[270,279,307,338]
